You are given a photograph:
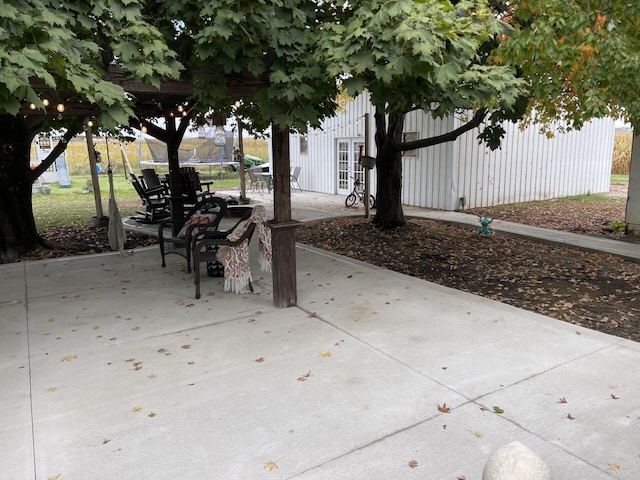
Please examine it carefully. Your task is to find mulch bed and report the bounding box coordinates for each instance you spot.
[296,193,639,343]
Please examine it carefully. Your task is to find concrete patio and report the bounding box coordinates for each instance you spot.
[1,192,639,479]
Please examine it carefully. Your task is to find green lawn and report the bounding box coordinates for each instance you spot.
[611,174,629,183]
[32,173,242,229]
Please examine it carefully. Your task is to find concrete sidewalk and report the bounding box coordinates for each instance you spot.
[2,191,639,480]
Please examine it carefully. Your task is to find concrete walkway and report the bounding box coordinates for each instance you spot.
[2,190,639,480]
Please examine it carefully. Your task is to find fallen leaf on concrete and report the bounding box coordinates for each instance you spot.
[148,412,156,418]
[297,371,311,382]
[308,312,318,318]
[93,325,100,330]
[320,351,332,357]
[61,354,77,362]
[493,406,504,414]
[132,406,142,413]
[255,357,265,363]
[557,397,568,404]
[264,460,278,471]
[147,373,157,380]
[47,387,57,392]
[438,403,451,413]
[567,413,576,420]
[474,432,482,438]
[408,460,418,468]
[48,474,61,480]
[181,344,191,349]
[102,438,110,445]
[611,393,620,400]
[608,464,620,472]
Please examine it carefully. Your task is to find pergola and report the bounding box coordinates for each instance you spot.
[18,67,299,308]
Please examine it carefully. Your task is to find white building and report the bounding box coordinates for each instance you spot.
[280,93,615,210]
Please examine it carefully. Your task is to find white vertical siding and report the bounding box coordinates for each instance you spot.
[401,112,454,210]
[457,118,614,209]
[283,93,614,211]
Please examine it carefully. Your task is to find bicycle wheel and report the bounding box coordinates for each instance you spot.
[345,193,357,207]
[369,195,376,209]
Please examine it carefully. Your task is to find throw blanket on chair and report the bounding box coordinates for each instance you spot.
[217,205,271,294]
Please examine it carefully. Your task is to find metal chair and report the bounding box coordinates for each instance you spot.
[158,196,227,273]
[290,166,302,191]
[193,217,257,299]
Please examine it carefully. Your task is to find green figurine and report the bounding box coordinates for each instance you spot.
[476,216,495,238]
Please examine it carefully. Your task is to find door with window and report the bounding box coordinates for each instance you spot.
[336,139,365,195]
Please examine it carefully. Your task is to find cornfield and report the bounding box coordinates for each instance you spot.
[52,135,269,177]
[612,130,632,175]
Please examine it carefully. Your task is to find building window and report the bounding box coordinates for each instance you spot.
[300,135,308,155]
[402,132,418,157]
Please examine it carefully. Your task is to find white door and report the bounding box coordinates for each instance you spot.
[336,139,365,195]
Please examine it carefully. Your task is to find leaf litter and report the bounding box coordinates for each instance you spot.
[297,212,640,342]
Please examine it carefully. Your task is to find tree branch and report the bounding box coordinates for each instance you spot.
[399,108,487,151]
[28,118,84,182]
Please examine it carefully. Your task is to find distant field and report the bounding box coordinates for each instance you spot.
[47,135,269,177]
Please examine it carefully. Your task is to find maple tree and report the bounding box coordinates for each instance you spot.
[0,1,181,262]
[0,0,339,262]
[498,0,640,130]
[315,0,526,229]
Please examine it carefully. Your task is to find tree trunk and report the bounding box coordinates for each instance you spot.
[372,108,406,229]
[0,117,42,263]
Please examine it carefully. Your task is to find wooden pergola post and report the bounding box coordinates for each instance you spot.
[269,123,299,307]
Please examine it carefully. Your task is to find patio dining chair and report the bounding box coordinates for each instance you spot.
[290,166,302,191]
[158,196,227,273]
[193,205,271,299]
[247,167,265,192]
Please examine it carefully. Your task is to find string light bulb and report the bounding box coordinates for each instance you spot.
[29,103,36,110]
[42,98,49,107]
[87,120,93,127]
[56,103,65,113]
[177,105,184,112]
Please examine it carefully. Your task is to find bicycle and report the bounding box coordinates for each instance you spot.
[345,177,376,209]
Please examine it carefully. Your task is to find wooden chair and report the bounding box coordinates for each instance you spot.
[158,196,227,273]
[140,168,166,190]
[179,167,214,204]
[129,173,170,223]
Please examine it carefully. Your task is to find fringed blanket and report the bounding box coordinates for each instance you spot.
[217,205,272,294]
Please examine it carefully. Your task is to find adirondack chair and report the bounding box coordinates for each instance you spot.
[179,167,214,205]
[129,173,170,223]
[140,168,166,190]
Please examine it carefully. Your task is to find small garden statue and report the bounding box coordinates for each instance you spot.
[476,216,495,238]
